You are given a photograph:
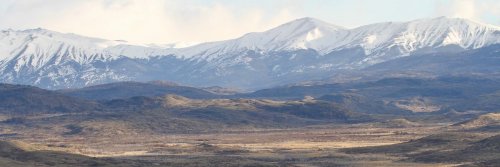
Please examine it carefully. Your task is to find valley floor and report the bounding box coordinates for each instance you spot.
[1,122,479,167]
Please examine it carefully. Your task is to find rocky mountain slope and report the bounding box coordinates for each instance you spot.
[0,17,499,89]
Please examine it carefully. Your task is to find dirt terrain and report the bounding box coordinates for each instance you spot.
[1,78,500,166]
[3,122,480,167]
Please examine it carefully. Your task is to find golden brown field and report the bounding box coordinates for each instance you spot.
[2,122,474,167]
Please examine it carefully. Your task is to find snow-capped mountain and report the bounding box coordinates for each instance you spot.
[0,28,116,63]
[0,28,174,88]
[0,17,499,89]
[176,17,499,65]
[172,17,347,59]
[0,28,121,88]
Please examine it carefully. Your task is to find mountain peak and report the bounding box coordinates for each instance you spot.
[276,17,345,31]
[19,28,68,36]
[216,17,346,52]
[429,16,476,22]
[291,17,329,25]
[22,27,51,32]
[409,16,500,29]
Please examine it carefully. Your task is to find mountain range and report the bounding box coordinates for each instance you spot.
[0,17,499,89]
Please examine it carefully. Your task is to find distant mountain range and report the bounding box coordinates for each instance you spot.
[0,17,499,89]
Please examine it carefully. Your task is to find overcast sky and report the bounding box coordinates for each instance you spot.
[0,0,498,44]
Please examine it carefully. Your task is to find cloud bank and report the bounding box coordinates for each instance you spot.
[435,0,499,25]
[0,0,498,44]
[0,0,296,44]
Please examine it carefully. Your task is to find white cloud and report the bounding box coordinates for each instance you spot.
[446,0,476,18]
[435,0,500,24]
[1,0,497,44]
[0,0,297,44]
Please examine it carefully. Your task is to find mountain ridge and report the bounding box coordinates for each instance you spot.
[0,17,499,89]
